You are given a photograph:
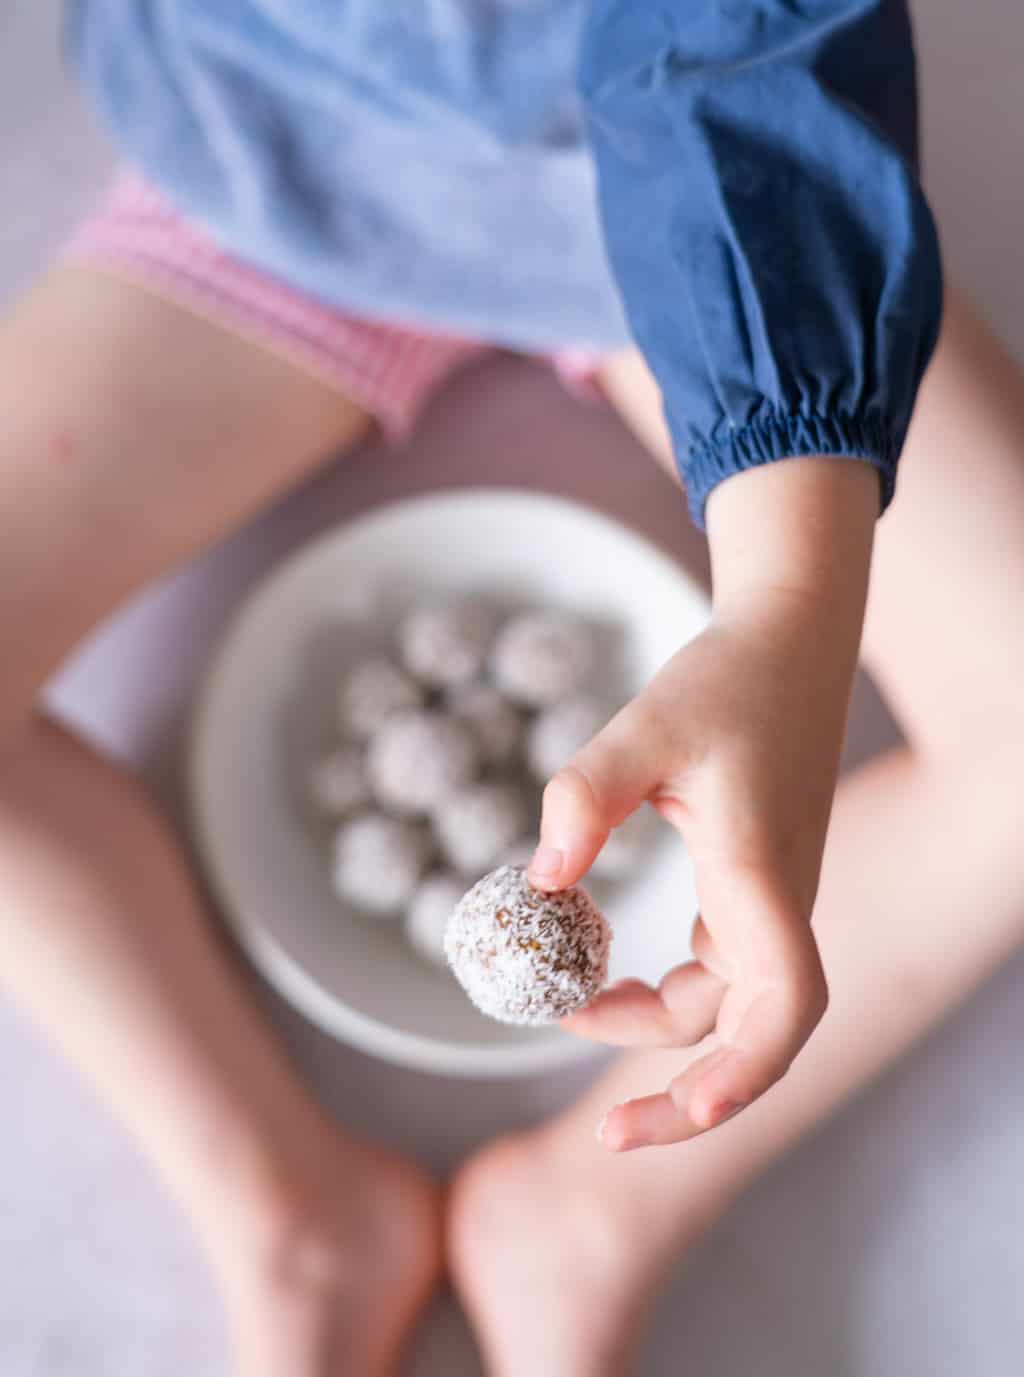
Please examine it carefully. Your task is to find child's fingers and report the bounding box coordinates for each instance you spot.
[597,1046,734,1150]
[599,1092,690,1151]
[685,964,825,1129]
[689,915,729,982]
[690,840,827,1079]
[661,959,726,1029]
[564,962,723,1047]
[564,979,669,1044]
[599,947,827,1149]
[597,1043,749,1150]
[527,699,680,891]
[596,871,828,1149]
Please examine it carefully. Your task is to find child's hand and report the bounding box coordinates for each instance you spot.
[528,457,880,1148]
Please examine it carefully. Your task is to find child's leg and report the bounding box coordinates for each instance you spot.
[450,282,1024,1377]
[0,266,440,1377]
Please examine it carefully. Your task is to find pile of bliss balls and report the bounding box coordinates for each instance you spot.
[306,596,652,975]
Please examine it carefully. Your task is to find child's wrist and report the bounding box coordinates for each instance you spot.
[706,456,877,631]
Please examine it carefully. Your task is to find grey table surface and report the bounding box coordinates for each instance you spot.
[2,5,1023,1374]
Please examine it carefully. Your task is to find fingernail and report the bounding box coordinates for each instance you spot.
[529,845,563,881]
[596,1113,645,1152]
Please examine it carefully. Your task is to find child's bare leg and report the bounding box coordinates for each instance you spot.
[0,267,440,1376]
[450,283,1024,1376]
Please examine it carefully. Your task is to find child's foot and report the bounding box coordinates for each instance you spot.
[211,1131,443,1377]
[448,1128,697,1377]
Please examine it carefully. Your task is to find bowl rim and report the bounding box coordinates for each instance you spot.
[188,487,706,1077]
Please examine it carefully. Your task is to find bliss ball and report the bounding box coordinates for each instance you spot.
[445,865,611,1025]
[490,611,594,707]
[307,744,370,817]
[367,709,479,816]
[339,657,423,740]
[331,813,431,916]
[404,870,465,967]
[591,807,658,879]
[447,682,523,768]
[434,781,529,874]
[526,695,608,781]
[399,599,495,688]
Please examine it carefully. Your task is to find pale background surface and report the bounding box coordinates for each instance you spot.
[2,4,1023,1373]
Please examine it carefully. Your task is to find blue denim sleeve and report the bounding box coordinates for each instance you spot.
[580,0,943,527]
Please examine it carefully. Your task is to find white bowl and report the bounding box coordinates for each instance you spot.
[190,491,710,1077]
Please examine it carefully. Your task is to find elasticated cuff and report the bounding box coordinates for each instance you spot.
[682,407,898,529]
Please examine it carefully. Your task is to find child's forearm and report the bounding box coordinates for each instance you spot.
[705,457,877,708]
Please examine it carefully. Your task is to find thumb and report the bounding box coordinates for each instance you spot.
[528,700,669,891]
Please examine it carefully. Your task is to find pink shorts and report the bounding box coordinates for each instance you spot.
[63,170,606,441]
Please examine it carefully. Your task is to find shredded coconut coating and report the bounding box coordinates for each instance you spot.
[445,866,611,1026]
[399,599,495,688]
[367,709,480,816]
[404,870,465,967]
[331,813,432,916]
[434,781,529,874]
[526,694,608,781]
[447,682,523,767]
[307,744,370,817]
[490,611,594,707]
[339,657,423,740]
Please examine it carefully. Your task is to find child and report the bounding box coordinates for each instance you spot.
[3,2,1023,1373]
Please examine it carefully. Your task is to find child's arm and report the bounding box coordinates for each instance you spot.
[530,453,876,1148]
[532,0,944,1146]
[578,0,943,528]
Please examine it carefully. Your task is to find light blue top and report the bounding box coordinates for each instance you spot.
[69,1,942,525]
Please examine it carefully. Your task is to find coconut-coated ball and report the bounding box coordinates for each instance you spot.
[399,599,495,688]
[339,657,423,740]
[447,682,523,768]
[490,611,594,707]
[307,744,370,817]
[445,866,611,1025]
[525,694,608,781]
[434,781,529,875]
[404,870,465,967]
[330,813,432,916]
[367,709,479,816]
